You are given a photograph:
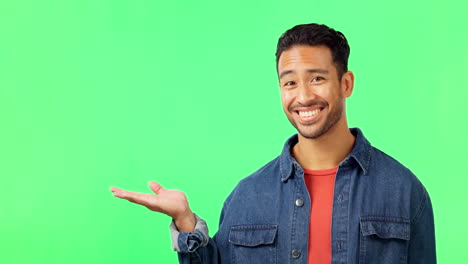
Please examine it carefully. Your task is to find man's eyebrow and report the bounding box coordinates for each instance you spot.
[278,68,330,79]
[306,69,329,75]
[278,70,294,79]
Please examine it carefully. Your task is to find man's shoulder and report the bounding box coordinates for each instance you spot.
[224,155,282,200]
[238,155,282,185]
[370,146,415,176]
[368,145,426,193]
[366,145,431,222]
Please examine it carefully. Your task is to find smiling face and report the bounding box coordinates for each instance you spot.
[278,45,353,139]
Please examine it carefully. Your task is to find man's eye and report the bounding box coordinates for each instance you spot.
[312,77,325,82]
[284,81,295,86]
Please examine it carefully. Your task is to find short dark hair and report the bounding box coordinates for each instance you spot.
[275,23,350,79]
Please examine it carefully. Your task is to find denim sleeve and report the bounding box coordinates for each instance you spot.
[408,188,437,263]
[170,214,209,252]
[169,214,220,264]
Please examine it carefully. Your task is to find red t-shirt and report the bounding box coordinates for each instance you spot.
[303,167,338,264]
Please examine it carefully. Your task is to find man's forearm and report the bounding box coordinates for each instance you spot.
[174,211,196,233]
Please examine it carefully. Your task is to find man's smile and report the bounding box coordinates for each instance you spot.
[294,106,325,123]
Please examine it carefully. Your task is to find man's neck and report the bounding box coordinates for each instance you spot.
[291,120,356,170]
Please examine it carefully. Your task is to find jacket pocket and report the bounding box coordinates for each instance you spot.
[228,224,278,264]
[359,216,410,264]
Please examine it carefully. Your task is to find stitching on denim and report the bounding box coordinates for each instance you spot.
[228,225,278,247]
[279,154,286,181]
[359,216,411,241]
[231,242,235,264]
[230,225,278,230]
[400,246,408,264]
[364,144,372,175]
[361,216,411,224]
[359,234,366,264]
[410,185,428,224]
[290,179,299,261]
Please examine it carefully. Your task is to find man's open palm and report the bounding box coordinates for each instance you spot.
[110,181,195,232]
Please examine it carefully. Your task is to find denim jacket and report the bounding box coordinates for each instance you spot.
[172,128,436,264]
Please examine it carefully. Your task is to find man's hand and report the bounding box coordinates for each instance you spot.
[110,181,196,232]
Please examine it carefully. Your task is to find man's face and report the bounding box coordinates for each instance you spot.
[277,45,352,139]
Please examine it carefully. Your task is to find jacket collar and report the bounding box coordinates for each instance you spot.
[279,128,372,182]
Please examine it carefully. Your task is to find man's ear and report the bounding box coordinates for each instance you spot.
[341,71,354,98]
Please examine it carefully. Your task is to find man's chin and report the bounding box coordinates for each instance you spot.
[297,127,326,140]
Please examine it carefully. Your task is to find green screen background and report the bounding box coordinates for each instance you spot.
[1,0,466,263]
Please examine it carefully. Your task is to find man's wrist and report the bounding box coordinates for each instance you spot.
[174,211,196,233]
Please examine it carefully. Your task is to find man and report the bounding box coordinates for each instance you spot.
[111,23,436,263]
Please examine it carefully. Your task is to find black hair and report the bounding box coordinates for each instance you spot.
[275,23,350,79]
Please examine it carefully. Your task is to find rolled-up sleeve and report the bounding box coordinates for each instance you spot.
[169,214,210,252]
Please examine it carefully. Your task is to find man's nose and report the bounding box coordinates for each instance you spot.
[297,82,316,102]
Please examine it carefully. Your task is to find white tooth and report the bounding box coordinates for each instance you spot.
[299,109,321,117]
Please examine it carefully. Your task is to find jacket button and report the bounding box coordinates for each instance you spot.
[292,250,301,258]
[295,199,304,207]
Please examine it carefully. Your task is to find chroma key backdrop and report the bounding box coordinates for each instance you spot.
[1,0,467,263]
